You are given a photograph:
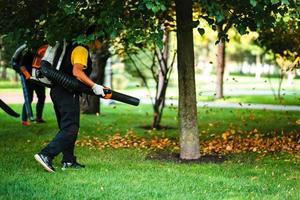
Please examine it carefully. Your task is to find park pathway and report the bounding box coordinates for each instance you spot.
[1,90,299,111]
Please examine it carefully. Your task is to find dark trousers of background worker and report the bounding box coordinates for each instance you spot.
[40,85,80,163]
[22,81,46,121]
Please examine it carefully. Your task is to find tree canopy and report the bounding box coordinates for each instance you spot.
[0,0,172,49]
[194,0,297,41]
[256,3,300,68]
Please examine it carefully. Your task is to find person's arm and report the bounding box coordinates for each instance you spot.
[72,46,104,96]
[19,52,32,79]
[20,66,31,79]
[72,63,94,87]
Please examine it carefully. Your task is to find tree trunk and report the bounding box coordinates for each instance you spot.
[105,57,113,89]
[255,54,262,80]
[152,80,167,128]
[80,46,109,114]
[215,26,226,99]
[176,0,200,160]
[287,70,295,86]
[14,71,19,82]
[1,66,7,80]
[205,40,210,58]
[152,31,170,129]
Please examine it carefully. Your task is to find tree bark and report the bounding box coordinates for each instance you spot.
[1,66,7,80]
[14,71,19,82]
[215,25,226,99]
[152,31,170,129]
[80,46,109,114]
[176,0,200,160]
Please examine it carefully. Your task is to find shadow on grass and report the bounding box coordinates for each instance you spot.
[146,151,227,164]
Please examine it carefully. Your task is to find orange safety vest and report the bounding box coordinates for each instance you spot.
[32,44,48,69]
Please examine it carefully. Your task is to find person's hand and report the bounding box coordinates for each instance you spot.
[92,84,105,96]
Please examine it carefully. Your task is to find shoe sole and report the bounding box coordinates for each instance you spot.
[34,154,55,173]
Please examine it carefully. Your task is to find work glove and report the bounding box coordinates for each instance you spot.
[92,84,105,97]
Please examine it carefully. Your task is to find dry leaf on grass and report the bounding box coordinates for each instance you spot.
[76,129,300,156]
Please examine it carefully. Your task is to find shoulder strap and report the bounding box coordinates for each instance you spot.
[42,42,60,65]
[40,40,68,70]
[56,39,67,70]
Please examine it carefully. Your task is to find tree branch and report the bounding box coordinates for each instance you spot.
[126,52,154,105]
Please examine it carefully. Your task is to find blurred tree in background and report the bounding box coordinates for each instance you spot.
[194,0,297,98]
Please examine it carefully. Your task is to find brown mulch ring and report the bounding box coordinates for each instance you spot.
[139,125,177,130]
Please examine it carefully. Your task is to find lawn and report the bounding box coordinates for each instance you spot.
[0,103,299,199]
[198,95,300,106]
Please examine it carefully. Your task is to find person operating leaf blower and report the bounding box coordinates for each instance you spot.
[34,26,106,172]
[11,44,46,126]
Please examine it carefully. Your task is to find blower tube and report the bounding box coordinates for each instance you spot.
[40,61,140,106]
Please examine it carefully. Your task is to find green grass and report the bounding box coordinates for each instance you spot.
[0,80,22,92]
[198,95,300,106]
[0,103,299,199]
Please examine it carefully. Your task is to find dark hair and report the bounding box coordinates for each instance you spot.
[86,25,96,36]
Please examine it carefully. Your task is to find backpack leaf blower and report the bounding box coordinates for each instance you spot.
[34,42,139,106]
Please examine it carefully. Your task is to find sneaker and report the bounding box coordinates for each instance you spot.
[22,121,30,126]
[61,161,85,170]
[36,118,46,123]
[34,153,55,173]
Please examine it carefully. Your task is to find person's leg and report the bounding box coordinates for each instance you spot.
[21,103,27,122]
[40,87,79,161]
[61,93,80,163]
[53,103,61,129]
[33,84,46,121]
[34,87,62,172]
[21,81,33,124]
[60,94,85,169]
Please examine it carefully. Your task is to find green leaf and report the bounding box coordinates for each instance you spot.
[202,16,214,25]
[216,14,225,23]
[250,0,257,7]
[281,0,290,5]
[151,6,159,13]
[111,30,118,38]
[160,4,167,11]
[212,25,217,31]
[197,28,205,35]
[193,20,200,28]
[146,2,154,10]
[271,0,280,4]
[156,39,163,50]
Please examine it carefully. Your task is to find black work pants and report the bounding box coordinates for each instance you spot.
[41,85,80,163]
[22,81,46,121]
